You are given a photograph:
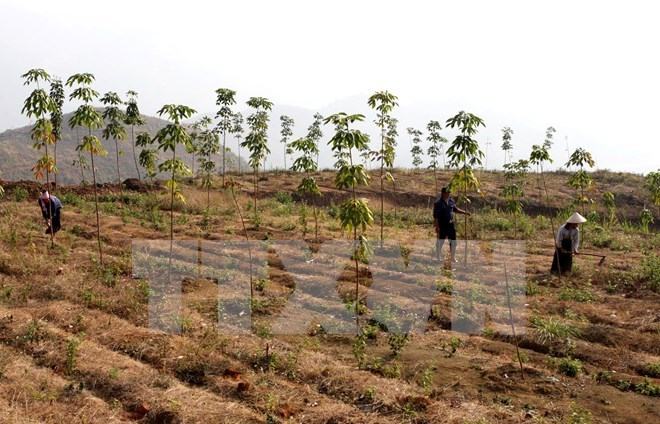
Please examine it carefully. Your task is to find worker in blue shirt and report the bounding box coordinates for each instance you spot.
[38,190,63,236]
[433,187,470,262]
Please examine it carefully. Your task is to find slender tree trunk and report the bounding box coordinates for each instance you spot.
[541,164,562,282]
[115,138,123,196]
[90,146,103,265]
[53,141,58,188]
[131,126,141,180]
[168,147,176,286]
[380,123,385,248]
[349,149,360,333]
[463,163,469,265]
[207,175,211,212]
[237,137,242,174]
[78,152,85,183]
[313,203,319,242]
[253,165,259,224]
[45,143,54,248]
[230,183,254,305]
[504,264,525,379]
[222,131,227,186]
[392,176,397,219]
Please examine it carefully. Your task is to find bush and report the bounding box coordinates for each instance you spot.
[641,362,660,378]
[559,287,595,303]
[274,191,293,205]
[59,192,84,207]
[13,187,29,202]
[639,254,660,292]
[557,358,582,377]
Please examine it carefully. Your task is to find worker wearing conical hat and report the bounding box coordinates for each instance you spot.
[551,212,586,275]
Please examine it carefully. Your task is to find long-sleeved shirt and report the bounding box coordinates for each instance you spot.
[38,196,62,220]
[556,224,580,252]
[433,197,457,225]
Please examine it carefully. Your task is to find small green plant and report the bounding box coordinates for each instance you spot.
[441,336,462,357]
[557,357,582,377]
[559,287,595,303]
[640,207,654,233]
[530,315,580,355]
[568,403,592,424]
[602,191,616,225]
[418,365,435,393]
[362,386,377,402]
[639,253,660,293]
[65,336,81,375]
[641,362,660,378]
[352,333,367,369]
[13,187,29,202]
[22,319,44,343]
[387,332,410,357]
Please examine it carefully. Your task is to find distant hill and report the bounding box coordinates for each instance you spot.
[0,112,244,184]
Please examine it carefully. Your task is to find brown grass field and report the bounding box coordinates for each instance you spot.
[0,169,658,423]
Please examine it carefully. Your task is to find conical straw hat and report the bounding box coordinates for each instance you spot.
[566,212,587,224]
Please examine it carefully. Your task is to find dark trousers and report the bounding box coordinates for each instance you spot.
[551,238,572,274]
[45,208,62,235]
[436,222,457,259]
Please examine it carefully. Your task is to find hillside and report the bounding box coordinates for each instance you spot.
[0,171,658,423]
[0,112,244,185]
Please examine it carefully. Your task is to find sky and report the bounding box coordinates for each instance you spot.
[1,0,659,173]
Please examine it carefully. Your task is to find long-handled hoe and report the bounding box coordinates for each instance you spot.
[579,252,607,266]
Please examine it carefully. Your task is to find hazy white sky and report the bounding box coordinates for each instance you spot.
[1,0,659,172]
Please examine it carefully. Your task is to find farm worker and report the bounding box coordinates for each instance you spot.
[551,212,586,275]
[433,186,470,262]
[38,190,63,235]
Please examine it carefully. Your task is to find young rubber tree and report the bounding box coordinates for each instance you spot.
[385,116,400,216]
[136,132,158,181]
[49,78,65,188]
[124,90,146,180]
[186,124,200,178]
[501,127,514,166]
[544,126,556,149]
[21,68,56,246]
[73,143,89,184]
[502,159,530,238]
[101,91,127,193]
[280,115,295,170]
[242,97,273,221]
[368,91,398,247]
[644,170,660,217]
[446,111,485,263]
[154,104,196,282]
[215,88,237,186]
[566,148,595,215]
[22,69,56,183]
[408,127,423,170]
[195,116,220,210]
[426,120,446,193]
[231,112,244,174]
[324,112,373,334]
[529,143,553,203]
[290,136,321,240]
[308,113,324,167]
[602,191,616,226]
[67,72,106,263]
